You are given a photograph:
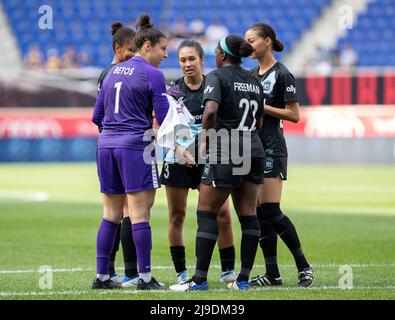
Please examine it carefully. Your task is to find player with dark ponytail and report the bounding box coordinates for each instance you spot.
[172,35,266,291]
[92,14,168,290]
[161,39,238,291]
[245,22,314,288]
[94,22,138,288]
[97,22,136,92]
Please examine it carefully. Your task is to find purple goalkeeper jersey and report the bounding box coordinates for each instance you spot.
[92,56,169,150]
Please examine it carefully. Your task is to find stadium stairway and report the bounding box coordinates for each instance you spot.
[284,0,373,75]
[0,1,22,73]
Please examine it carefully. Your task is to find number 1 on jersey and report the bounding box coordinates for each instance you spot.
[114,81,123,114]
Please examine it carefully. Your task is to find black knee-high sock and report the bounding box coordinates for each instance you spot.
[193,211,218,284]
[237,215,260,282]
[257,204,280,278]
[266,203,310,271]
[219,246,235,272]
[170,246,186,274]
[120,217,138,278]
[109,223,121,275]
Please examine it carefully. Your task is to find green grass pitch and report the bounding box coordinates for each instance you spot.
[0,163,394,300]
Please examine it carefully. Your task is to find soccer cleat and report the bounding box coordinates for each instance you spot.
[176,270,190,284]
[122,274,139,288]
[249,274,283,287]
[227,280,249,291]
[169,279,208,292]
[298,266,314,288]
[110,273,123,286]
[137,277,165,290]
[92,277,122,289]
[219,271,238,283]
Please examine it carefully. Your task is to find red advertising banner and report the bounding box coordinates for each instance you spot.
[296,70,395,106]
[284,106,395,138]
[1,107,395,139]
[0,108,98,138]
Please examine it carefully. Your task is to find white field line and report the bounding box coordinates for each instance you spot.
[1,263,395,274]
[0,267,86,274]
[0,190,49,202]
[1,286,395,297]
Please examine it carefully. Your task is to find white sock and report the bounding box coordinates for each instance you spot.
[140,272,151,283]
[97,274,110,281]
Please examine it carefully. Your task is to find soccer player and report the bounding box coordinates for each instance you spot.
[160,40,237,288]
[97,22,135,91]
[96,21,140,288]
[91,14,169,290]
[171,35,265,291]
[245,23,314,287]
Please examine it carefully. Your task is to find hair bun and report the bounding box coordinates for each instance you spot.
[273,39,284,52]
[239,42,254,57]
[136,14,153,31]
[111,22,123,36]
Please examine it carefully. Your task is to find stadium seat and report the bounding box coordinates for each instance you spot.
[337,0,395,67]
[3,0,332,68]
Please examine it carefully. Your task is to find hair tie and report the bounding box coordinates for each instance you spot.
[219,37,239,58]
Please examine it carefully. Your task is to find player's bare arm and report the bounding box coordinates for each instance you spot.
[263,101,300,123]
[199,100,218,158]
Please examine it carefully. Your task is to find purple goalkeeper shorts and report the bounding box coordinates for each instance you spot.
[97,148,160,194]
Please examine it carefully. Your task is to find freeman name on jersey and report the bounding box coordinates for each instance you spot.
[234,82,261,94]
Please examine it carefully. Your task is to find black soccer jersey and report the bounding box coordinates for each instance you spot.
[97,63,116,92]
[203,65,265,158]
[250,62,298,157]
[175,76,205,125]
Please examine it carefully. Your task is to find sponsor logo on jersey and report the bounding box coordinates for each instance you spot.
[204,85,214,94]
[261,70,276,94]
[263,81,271,91]
[286,84,296,94]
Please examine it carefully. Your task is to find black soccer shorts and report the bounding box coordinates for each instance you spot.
[200,157,265,188]
[264,156,287,180]
[160,162,204,189]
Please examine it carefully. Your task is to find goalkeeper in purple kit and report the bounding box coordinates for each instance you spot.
[91,14,169,290]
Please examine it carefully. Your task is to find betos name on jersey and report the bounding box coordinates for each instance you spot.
[233,82,261,94]
[112,66,135,76]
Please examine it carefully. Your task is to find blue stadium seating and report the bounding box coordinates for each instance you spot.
[337,0,395,67]
[2,0,331,68]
